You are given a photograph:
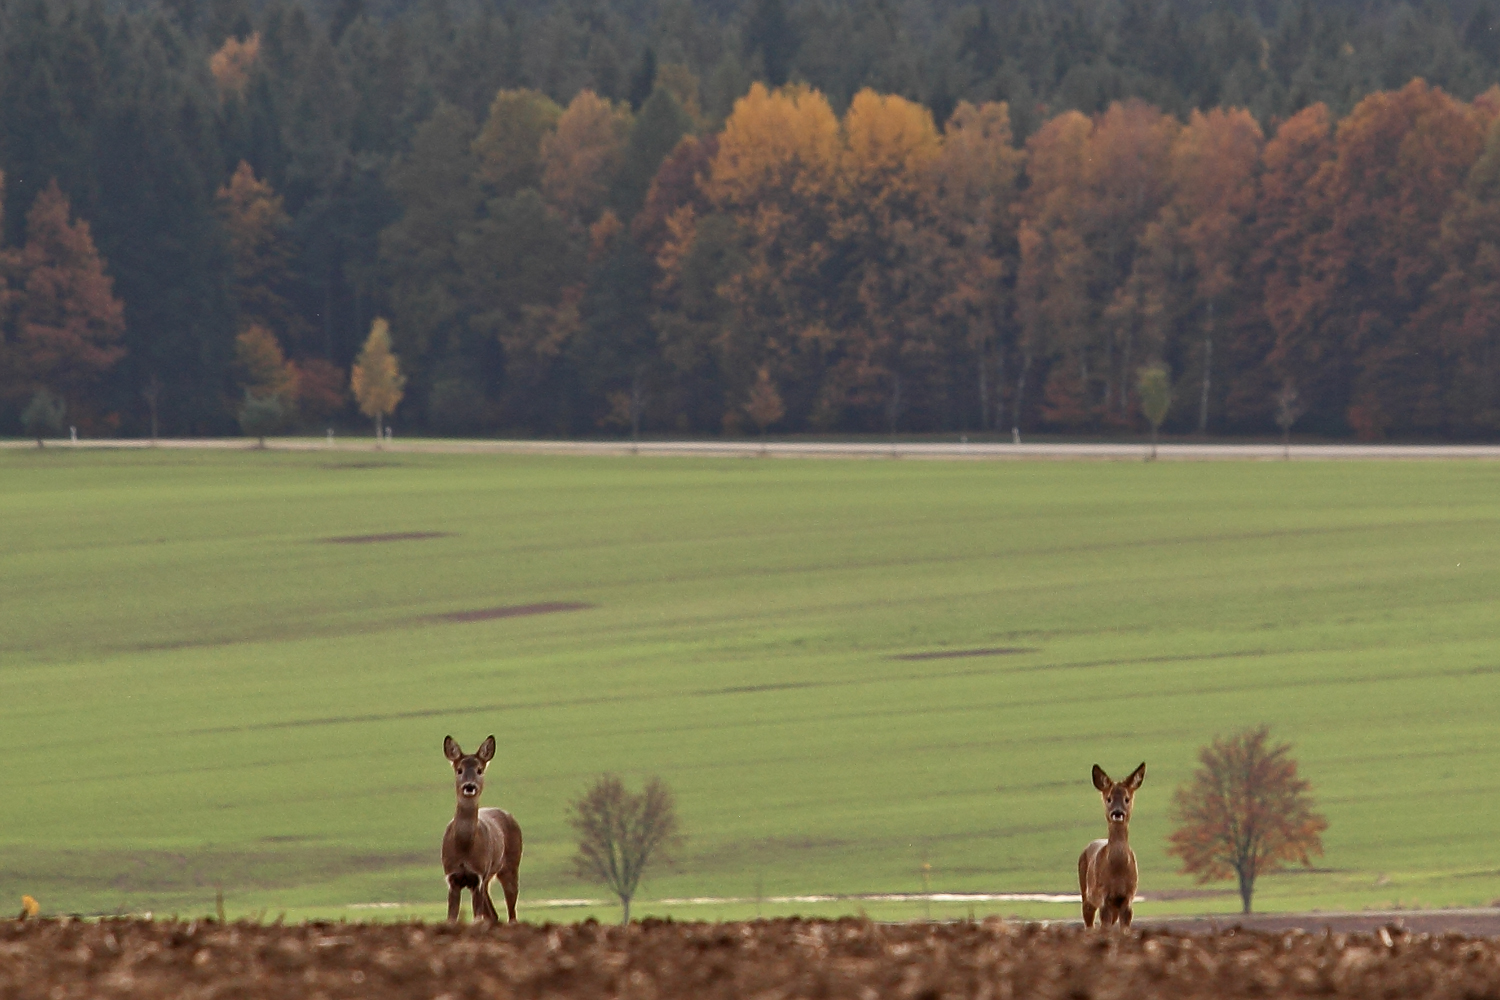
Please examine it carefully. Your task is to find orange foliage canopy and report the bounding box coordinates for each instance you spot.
[0,179,125,405]
[1167,726,1328,914]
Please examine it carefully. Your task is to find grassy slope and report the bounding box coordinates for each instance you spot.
[1,448,1497,923]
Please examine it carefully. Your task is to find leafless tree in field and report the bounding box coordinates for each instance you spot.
[569,775,682,923]
[1275,381,1307,460]
[1167,725,1327,913]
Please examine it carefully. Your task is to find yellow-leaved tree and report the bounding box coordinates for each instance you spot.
[705,82,840,429]
[351,318,406,445]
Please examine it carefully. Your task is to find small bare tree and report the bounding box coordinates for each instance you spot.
[1167,725,1328,913]
[569,775,682,923]
[1137,365,1172,461]
[1275,381,1306,460]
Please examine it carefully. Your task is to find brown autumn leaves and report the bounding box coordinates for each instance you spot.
[12,75,1500,439]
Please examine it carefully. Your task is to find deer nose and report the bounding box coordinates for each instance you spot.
[461,783,479,796]
[1109,809,1126,821]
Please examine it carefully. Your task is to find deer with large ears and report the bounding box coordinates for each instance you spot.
[1078,762,1145,930]
[442,735,523,922]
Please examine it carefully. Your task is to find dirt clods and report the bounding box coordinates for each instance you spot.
[4,917,1500,999]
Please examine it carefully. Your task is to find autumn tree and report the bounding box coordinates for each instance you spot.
[1426,116,1500,434]
[1297,81,1488,438]
[921,101,1023,432]
[569,775,683,924]
[232,324,295,441]
[705,83,840,429]
[216,162,305,349]
[0,180,125,417]
[1018,102,1179,431]
[351,317,406,443]
[1167,726,1328,914]
[1129,108,1263,434]
[1254,105,1339,433]
[209,33,261,96]
[1137,364,1171,459]
[540,91,633,224]
[744,363,784,448]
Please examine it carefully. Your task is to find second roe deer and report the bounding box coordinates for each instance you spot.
[1078,762,1145,930]
[442,735,523,922]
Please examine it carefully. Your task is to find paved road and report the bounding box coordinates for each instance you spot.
[8,437,1500,460]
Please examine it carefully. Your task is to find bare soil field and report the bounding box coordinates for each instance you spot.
[6,917,1500,1000]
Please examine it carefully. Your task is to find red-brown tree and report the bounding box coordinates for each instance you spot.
[0,179,125,421]
[1167,725,1328,914]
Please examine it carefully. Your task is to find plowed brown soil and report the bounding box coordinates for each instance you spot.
[5,917,1500,999]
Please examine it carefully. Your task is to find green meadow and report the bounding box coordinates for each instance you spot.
[1,446,1498,924]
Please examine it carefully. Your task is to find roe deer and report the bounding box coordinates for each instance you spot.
[442,735,523,922]
[1078,762,1145,930]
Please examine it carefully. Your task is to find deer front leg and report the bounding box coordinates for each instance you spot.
[1119,902,1133,929]
[1081,901,1096,928]
[447,881,463,922]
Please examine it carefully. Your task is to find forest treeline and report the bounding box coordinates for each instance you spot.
[5,0,1500,437]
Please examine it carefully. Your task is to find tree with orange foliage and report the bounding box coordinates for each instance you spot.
[1167,726,1328,914]
[209,33,261,95]
[705,83,840,429]
[0,179,125,412]
[1254,105,1339,432]
[1130,108,1263,433]
[216,162,305,348]
[1018,102,1178,431]
[825,89,942,429]
[922,101,1023,431]
[1301,81,1488,438]
[540,91,633,223]
[1426,118,1500,434]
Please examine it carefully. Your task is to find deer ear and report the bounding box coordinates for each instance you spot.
[1124,762,1146,791]
[1092,764,1111,791]
[477,735,496,763]
[443,736,462,762]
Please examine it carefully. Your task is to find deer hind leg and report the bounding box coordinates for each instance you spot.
[498,869,519,923]
[1119,901,1134,929]
[1098,900,1119,930]
[475,875,501,922]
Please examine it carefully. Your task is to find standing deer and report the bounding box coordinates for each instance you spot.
[442,735,523,922]
[1078,762,1145,930]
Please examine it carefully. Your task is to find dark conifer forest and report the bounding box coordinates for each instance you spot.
[4,0,1500,438]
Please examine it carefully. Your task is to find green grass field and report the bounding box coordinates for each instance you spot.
[2,446,1498,924]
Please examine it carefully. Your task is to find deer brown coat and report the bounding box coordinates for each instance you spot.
[442,736,523,922]
[1078,762,1144,930]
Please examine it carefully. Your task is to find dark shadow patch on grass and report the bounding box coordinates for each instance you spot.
[323,531,450,544]
[432,601,593,623]
[318,462,405,470]
[892,647,1039,661]
[707,681,825,695]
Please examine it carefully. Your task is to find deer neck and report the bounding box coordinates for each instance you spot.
[1107,818,1131,848]
[452,796,481,849]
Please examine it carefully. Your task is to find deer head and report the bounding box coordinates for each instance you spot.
[1092,762,1145,824]
[444,735,496,800]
